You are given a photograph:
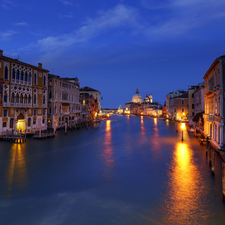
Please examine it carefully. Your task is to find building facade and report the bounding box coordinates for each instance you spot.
[166,90,186,119]
[0,49,49,133]
[79,87,101,112]
[204,56,225,149]
[47,74,80,129]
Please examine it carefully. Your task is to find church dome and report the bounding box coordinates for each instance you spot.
[131,88,143,103]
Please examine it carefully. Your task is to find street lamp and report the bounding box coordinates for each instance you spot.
[181,122,185,141]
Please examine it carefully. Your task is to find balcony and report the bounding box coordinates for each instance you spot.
[205,85,214,95]
[209,115,214,122]
[33,104,39,108]
[3,102,32,108]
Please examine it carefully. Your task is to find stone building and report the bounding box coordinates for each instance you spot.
[47,74,80,129]
[166,90,186,119]
[203,56,225,149]
[131,88,143,103]
[79,87,101,112]
[0,49,49,133]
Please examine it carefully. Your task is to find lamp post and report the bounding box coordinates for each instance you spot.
[181,122,185,141]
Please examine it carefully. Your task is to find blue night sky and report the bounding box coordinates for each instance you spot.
[1,0,225,108]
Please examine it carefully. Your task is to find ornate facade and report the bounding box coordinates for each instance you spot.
[47,74,81,129]
[0,50,48,133]
[204,56,225,149]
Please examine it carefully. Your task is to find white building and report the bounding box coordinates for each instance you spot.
[204,55,225,149]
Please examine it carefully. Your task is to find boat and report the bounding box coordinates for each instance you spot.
[93,119,101,123]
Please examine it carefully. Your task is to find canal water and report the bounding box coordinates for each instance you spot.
[0,115,225,225]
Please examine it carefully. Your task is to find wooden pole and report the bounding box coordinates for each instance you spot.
[222,162,225,202]
[211,148,215,174]
[208,144,212,166]
[206,137,209,155]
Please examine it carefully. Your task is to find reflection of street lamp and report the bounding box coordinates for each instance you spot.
[181,123,185,141]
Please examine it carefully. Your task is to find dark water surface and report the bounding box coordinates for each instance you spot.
[0,115,225,225]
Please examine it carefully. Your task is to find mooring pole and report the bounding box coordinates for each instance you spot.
[211,148,215,174]
[222,162,225,202]
[209,144,212,166]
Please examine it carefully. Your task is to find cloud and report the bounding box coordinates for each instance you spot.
[30,4,140,52]
[1,0,16,9]
[0,30,16,40]
[58,12,74,19]
[13,22,28,26]
[59,0,73,6]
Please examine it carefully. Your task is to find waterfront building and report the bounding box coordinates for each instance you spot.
[203,56,225,149]
[131,88,143,103]
[144,94,153,103]
[79,92,92,121]
[167,92,188,120]
[192,82,205,131]
[193,82,205,115]
[166,90,186,119]
[187,85,199,125]
[0,49,49,133]
[79,87,101,113]
[47,74,80,129]
[117,105,124,114]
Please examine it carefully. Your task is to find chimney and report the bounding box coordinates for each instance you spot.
[188,85,190,89]
[38,63,42,69]
[0,49,3,56]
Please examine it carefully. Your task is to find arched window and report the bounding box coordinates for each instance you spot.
[12,68,15,79]
[24,94,27,104]
[11,92,15,103]
[25,72,27,81]
[28,94,31,104]
[28,118,31,127]
[4,91,7,102]
[34,94,37,104]
[43,95,45,105]
[16,93,19,103]
[10,118,14,128]
[4,66,8,80]
[28,73,31,82]
[16,70,20,80]
[43,76,46,86]
[20,94,23,103]
[21,71,24,80]
[34,74,37,85]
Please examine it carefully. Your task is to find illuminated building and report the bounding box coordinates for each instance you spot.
[166,92,188,121]
[47,74,80,129]
[79,87,101,113]
[166,90,186,120]
[203,55,225,149]
[0,49,48,133]
[131,88,143,103]
[144,94,153,103]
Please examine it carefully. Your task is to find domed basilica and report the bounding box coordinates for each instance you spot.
[131,88,143,103]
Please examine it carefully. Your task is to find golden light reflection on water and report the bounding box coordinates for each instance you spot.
[4,144,28,197]
[159,142,206,224]
[139,116,146,145]
[102,120,115,179]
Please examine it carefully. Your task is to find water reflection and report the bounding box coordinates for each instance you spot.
[4,144,28,197]
[159,142,207,224]
[102,120,115,179]
[139,116,146,145]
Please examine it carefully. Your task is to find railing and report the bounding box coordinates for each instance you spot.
[205,85,214,94]
[209,115,214,122]
[33,104,39,108]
